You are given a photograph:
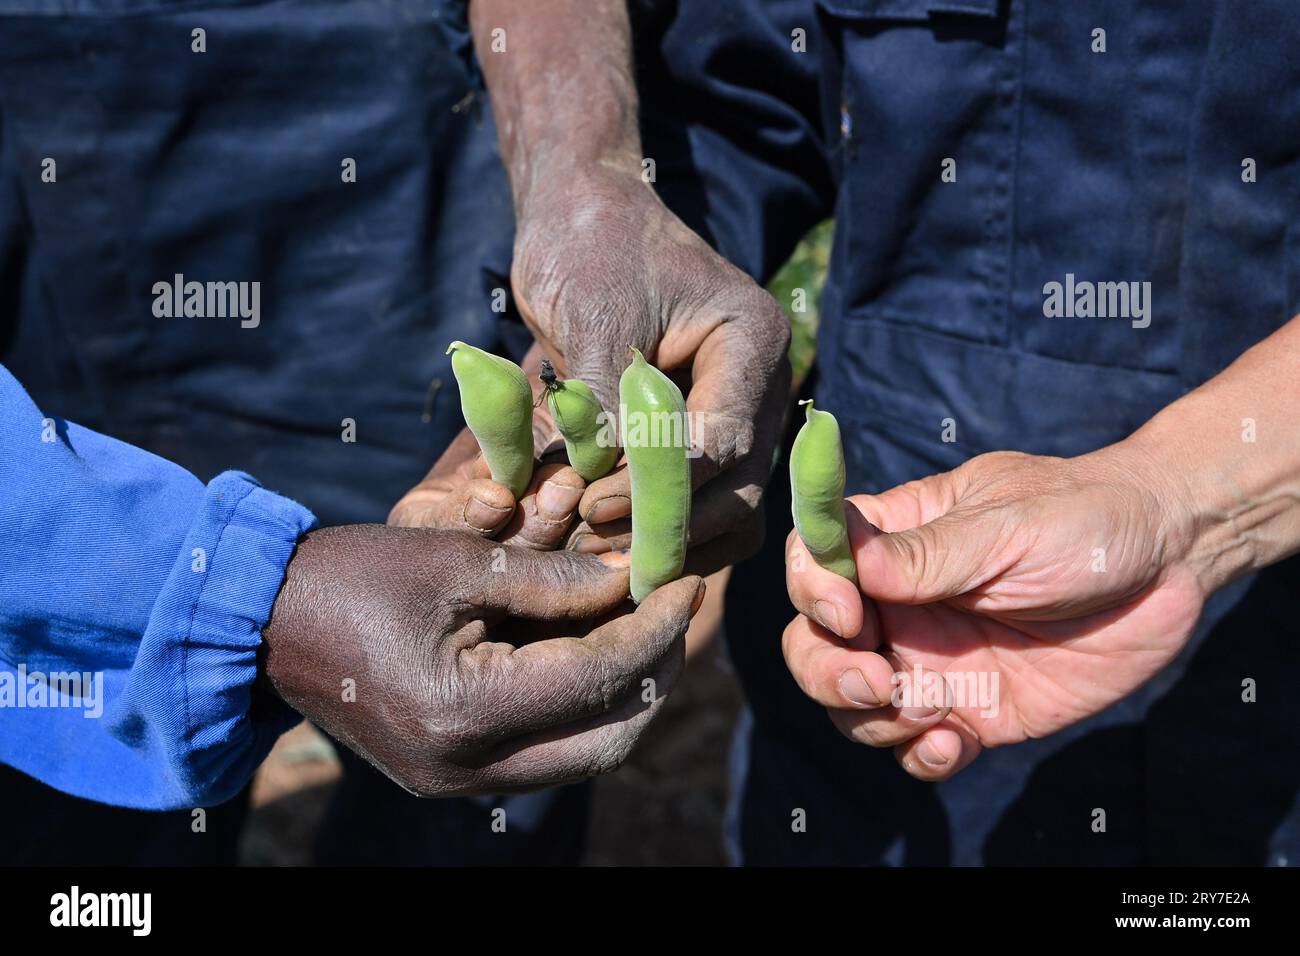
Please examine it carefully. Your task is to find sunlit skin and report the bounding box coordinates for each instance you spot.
[264,526,703,796]
[392,0,1300,792]
[785,316,1300,781]
[783,449,1203,780]
[391,0,790,577]
[275,0,725,795]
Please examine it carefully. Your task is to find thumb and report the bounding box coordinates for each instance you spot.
[853,506,1009,605]
[628,573,706,634]
[467,544,632,621]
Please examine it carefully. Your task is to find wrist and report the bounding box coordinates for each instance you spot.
[1118,404,1273,597]
[260,526,353,709]
[513,150,648,228]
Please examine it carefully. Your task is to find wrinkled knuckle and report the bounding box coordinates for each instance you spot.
[702,417,756,473]
[890,534,927,600]
[733,420,758,464]
[581,647,622,714]
[739,285,789,338]
[534,553,589,598]
[419,677,488,760]
[761,301,792,353]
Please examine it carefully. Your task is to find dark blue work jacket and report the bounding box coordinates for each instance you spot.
[654,0,1300,864]
[0,0,515,530]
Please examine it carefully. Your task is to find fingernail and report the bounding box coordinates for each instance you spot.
[812,600,843,637]
[571,533,611,554]
[916,737,951,769]
[597,550,631,570]
[901,704,939,722]
[464,495,511,532]
[586,495,631,524]
[537,479,582,518]
[691,579,707,614]
[837,669,880,707]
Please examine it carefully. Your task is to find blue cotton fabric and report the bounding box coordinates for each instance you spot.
[0,366,316,809]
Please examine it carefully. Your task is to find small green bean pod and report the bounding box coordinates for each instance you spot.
[446,341,534,498]
[619,348,691,604]
[789,400,857,585]
[540,362,618,482]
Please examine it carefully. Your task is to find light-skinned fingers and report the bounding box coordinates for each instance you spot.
[781,614,890,710]
[784,528,866,640]
[853,509,1009,605]
[894,721,983,782]
[827,691,952,749]
[842,468,964,535]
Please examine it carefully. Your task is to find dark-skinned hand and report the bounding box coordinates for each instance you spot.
[261,524,703,796]
[390,170,790,577]
[516,166,790,574]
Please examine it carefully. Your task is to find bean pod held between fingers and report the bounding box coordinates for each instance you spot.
[790,400,858,585]
[619,347,691,604]
[541,360,619,482]
[446,340,535,498]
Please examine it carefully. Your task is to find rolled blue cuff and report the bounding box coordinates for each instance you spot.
[104,471,318,809]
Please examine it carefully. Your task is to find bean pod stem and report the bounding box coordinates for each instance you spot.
[789,400,857,584]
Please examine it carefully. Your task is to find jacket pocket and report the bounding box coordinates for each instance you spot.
[818,0,1000,20]
[818,0,1018,346]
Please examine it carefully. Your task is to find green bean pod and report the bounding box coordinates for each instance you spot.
[446,341,534,498]
[789,400,857,584]
[543,374,618,482]
[619,348,691,603]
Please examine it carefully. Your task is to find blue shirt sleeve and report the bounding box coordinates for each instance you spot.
[0,365,317,810]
